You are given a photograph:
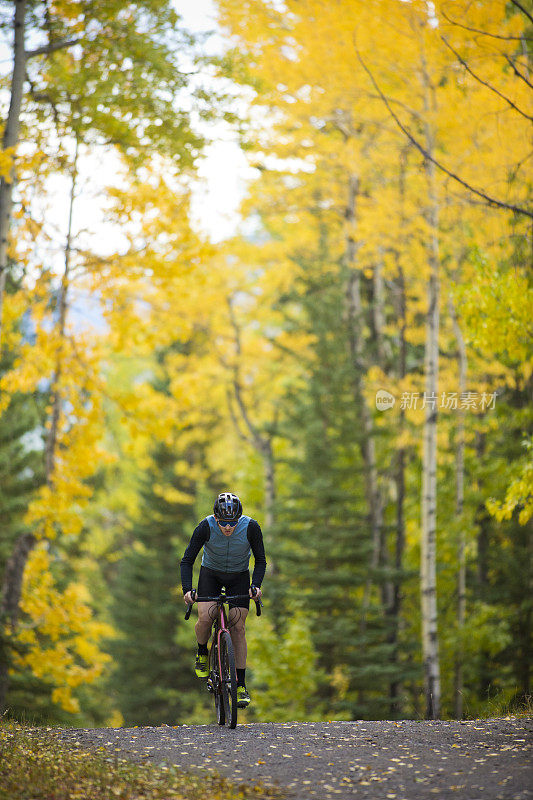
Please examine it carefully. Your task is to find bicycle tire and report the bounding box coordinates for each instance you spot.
[210,640,225,726]
[220,630,238,728]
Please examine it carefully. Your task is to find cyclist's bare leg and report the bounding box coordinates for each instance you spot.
[228,606,248,669]
[196,602,215,645]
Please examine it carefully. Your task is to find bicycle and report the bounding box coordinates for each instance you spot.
[185,588,262,729]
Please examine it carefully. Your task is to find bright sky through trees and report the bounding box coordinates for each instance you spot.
[175,0,257,242]
[0,0,251,250]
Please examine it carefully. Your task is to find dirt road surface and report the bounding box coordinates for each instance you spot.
[60,717,532,800]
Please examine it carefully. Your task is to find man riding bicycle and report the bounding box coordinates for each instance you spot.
[181,492,266,708]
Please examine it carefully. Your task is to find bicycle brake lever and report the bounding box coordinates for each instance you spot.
[184,589,196,620]
[250,585,263,616]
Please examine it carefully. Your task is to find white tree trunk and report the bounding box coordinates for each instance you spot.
[389,149,409,714]
[420,50,442,720]
[450,295,467,719]
[0,0,27,346]
[0,0,29,715]
[45,136,78,480]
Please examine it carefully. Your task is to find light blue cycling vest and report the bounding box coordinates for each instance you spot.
[201,515,252,573]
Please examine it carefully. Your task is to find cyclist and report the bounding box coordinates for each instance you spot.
[181,491,266,708]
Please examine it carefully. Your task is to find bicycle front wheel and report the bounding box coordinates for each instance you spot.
[220,630,238,728]
[210,640,225,726]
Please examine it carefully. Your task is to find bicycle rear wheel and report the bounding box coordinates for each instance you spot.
[220,630,238,728]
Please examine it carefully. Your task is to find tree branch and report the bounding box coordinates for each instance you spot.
[25,72,60,125]
[441,36,533,121]
[510,0,533,27]
[439,7,533,41]
[226,387,255,447]
[265,334,312,366]
[226,300,267,452]
[504,55,533,90]
[26,36,81,59]
[354,45,533,219]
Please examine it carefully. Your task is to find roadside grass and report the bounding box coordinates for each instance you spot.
[489,694,533,720]
[468,692,533,721]
[0,720,285,800]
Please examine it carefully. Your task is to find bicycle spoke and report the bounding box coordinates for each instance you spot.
[210,641,225,726]
[221,631,238,728]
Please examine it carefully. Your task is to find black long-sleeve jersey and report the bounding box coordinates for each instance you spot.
[180,517,267,594]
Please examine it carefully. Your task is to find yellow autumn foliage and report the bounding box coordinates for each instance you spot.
[486,439,533,526]
[13,545,114,714]
[0,147,15,180]
[1,156,209,713]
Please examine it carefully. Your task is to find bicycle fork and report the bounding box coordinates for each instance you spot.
[206,616,226,695]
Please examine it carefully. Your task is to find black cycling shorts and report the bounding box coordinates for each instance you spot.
[197,566,250,609]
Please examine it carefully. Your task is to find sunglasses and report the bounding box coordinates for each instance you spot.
[217,518,238,527]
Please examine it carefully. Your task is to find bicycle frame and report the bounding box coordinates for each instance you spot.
[190,593,261,670]
[212,600,229,688]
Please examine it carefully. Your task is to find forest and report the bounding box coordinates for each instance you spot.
[0,0,531,728]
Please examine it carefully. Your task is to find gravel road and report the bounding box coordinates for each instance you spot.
[59,717,532,800]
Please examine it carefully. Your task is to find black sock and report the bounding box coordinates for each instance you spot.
[197,642,208,655]
[237,668,246,687]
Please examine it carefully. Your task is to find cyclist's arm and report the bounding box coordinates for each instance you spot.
[247,519,267,588]
[180,519,210,594]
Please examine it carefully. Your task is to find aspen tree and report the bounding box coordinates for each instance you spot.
[418,12,442,720]
[388,145,411,716]
[449,296,467,718]
[0,132,80,710]
[0,0,206,715]
[0,0,86,344]
[0,0,27,342]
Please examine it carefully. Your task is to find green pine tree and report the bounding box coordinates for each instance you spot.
[108,441,203,725]
[468,389,533,714]
[270,248,413,720]
[0,275,48,720]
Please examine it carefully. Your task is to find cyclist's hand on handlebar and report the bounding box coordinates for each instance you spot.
[249,585,262,600]
[183,590,195,605]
